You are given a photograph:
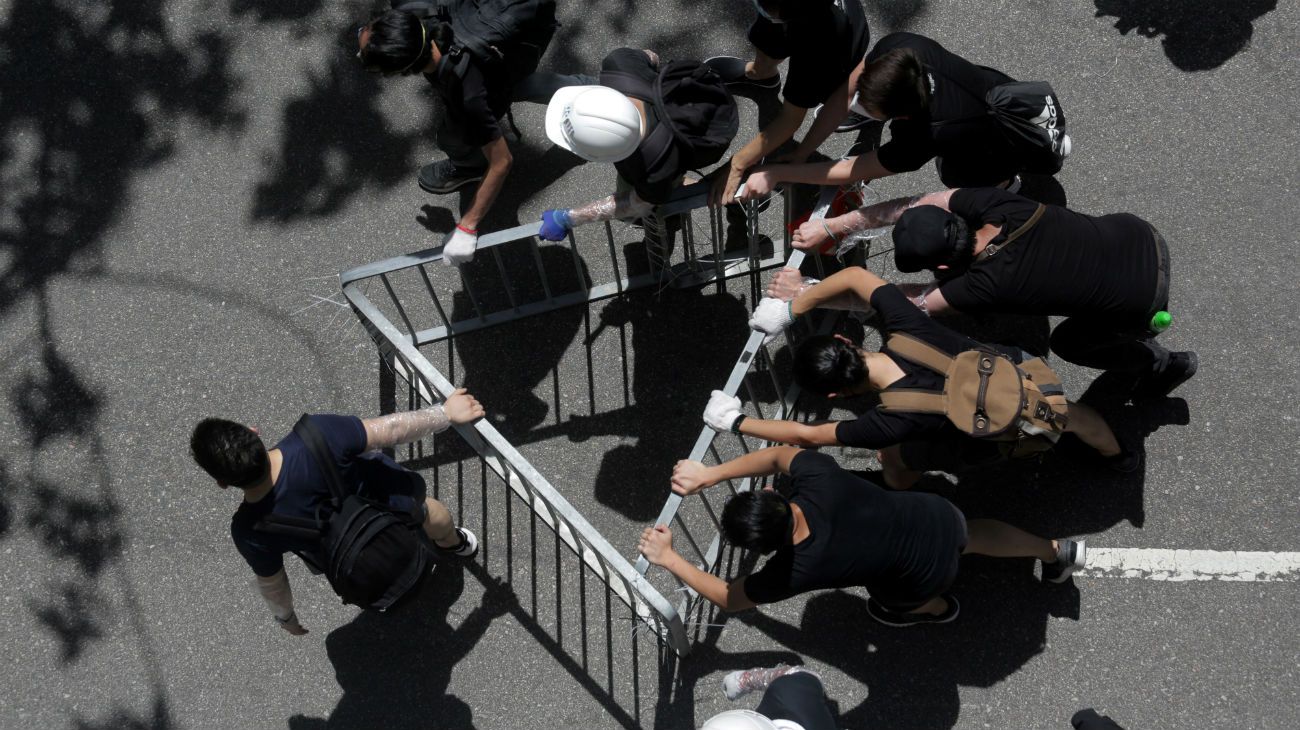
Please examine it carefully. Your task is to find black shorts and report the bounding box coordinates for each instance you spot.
[899,435,1013,474]
[356,454,429,522]
[869,503,968,612]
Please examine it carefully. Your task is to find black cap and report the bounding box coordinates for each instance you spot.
[894,206,962,273]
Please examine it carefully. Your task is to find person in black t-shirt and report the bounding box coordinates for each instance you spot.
[739,32,1063,202]
[534,48,735,241]
[356,6,560,266]
[639,447,1085,627]
[707,266,1135,488]
[769,186,1198,395]
[705,0,870,205]
[189,390,485,635]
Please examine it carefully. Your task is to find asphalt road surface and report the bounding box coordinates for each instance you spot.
[0,0,1296,729]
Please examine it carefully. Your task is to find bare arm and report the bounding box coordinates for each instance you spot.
[712,102,810,204]
[671,446,801,495]
[639,526,756,612]
[764,147,896,188]
[459,136,513,230]
[737,418,842,448]
[791,266,888,318]
[789,60,865,162]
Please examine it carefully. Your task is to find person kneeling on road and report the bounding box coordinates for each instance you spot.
[537,48,738,245]
[771,187,1196,396]
[639,447,1085,627]
[190,389,485,635]
[707,267,1137,489]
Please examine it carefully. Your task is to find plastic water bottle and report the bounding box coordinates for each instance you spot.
[1149,310,1172,334]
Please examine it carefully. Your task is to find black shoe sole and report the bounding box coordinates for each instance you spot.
[418,174,485,195]
[1135,351,1198,399]
[866,596,960,627]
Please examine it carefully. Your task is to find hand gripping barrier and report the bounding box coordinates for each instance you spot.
[340,186,809,655]
[631,187,851,639]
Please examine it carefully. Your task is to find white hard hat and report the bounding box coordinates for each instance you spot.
[699,710,782,730]
[545,85,644,163]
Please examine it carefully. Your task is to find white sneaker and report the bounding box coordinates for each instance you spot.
[722,664,812,700]
[438,527,479,559]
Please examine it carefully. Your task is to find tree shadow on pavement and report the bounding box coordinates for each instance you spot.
[287,565,513,730]
[1093,0,1279,71]
[251,49,421,223]
[0,0,243,314]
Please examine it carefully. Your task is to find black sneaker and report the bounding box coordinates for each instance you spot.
[1106,445,1142,473]
[866,594,960,627]
[418,159,486,194]
[835,112,876,133]
[703,56,781,90]
[1134,351,1198,399]
[1041,539,1086,583]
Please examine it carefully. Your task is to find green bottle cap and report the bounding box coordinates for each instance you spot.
[1150,310,1172,332]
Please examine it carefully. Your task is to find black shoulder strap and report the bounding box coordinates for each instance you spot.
[292,414,349,507]
[600,69,653,101]
[975,203,1045,262]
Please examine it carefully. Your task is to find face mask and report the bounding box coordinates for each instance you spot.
[848,91,886,121]
[752,0,785,23]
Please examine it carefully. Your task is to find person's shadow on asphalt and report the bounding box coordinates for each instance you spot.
[287,564,516,730]
[736,564,1080,729]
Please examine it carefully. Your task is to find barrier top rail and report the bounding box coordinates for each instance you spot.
[339,186,717,287]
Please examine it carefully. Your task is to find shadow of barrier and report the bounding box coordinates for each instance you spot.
[340,183,894,659]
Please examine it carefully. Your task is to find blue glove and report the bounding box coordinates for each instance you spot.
[539,209,573,241]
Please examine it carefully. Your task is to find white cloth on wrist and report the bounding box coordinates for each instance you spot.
[254,569,295,622]
[441,227,478,266]
[703,390,743,433]
[749,297,794,336]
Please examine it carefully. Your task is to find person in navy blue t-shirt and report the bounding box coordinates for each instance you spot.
[190,389,485,635]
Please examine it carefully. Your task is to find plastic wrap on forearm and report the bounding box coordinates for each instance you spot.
[254,569,295,621]
[364,405,450,450]
[567,191,653,226]
[853,195,922,231]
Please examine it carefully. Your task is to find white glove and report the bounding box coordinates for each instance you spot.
[703,390,743,433]
[749,297,794,336]
[441,226,478,266]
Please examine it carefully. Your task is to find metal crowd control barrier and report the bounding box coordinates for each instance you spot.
[635,186,879,641]
[340,186,809,655]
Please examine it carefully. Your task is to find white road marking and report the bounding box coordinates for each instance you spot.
[1080,548,1300,582]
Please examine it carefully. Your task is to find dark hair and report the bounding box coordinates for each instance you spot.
[721,491,793,554]
[947,215,976,271]
[190,418,269,488]
[857,48,928,119]
[792,335,867,396]
[359,11,453,75]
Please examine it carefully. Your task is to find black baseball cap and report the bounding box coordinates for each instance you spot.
[894,206,966,273]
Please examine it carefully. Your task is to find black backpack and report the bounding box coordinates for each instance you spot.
[931,67,1070,175]
[255,415,430,611]
[393,0,558,85]
[601,59,739,174]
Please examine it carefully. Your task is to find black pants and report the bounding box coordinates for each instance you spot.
[754,673,837,730]
[1049,224,1173,374]
[1049,316,1171,374]
[437,71,596,169]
